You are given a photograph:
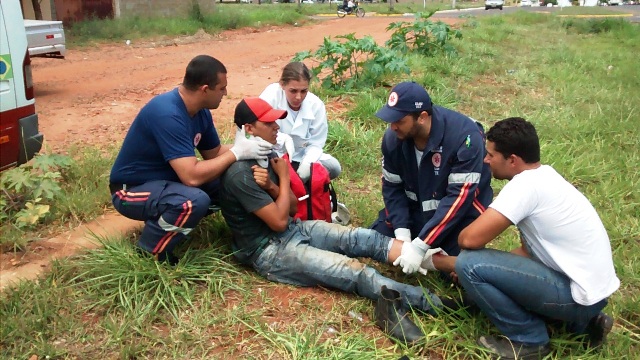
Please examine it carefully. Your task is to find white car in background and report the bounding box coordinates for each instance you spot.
[521,0,533,6]
[485,0,504,9]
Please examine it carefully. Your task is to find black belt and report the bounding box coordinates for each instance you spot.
[109,183,137,194]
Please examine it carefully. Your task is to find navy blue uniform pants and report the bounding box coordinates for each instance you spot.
[111,180,219,258]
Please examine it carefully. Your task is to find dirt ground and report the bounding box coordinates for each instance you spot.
[0,16,458,290]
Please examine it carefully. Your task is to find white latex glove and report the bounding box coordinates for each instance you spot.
[230,127,273,161]
[417,248,448,275]
[273,132,295,158]
[393,238,429,274]
[297,160,312,182]
[394,228,412,243]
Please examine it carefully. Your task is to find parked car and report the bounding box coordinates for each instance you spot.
[521,0,533,5]
[485,0,504,9]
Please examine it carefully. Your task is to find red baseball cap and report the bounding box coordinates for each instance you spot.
[234,97,287,128]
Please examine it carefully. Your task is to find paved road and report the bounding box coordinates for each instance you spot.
[432,4,640,22]
[317,4,640,22]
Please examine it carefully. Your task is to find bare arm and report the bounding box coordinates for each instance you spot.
[200,144,232,160]
[251,158,292,232]
[169,149,237,187]
[458,208,513,249]
[175,128,272,187]
[252,165,297,216]
[432,254,457,273]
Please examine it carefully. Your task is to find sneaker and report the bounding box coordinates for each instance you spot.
[477,335,551,360]
[584,313,614,348]
[156,251,180,266]
[136,247,179,266]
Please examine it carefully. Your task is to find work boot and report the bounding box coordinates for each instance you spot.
[477,335,551,360]
[584,312,614,348]
[375,285,424,345]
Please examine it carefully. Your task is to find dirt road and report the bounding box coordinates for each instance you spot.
[2,16,458,289]
[33,17,423,152]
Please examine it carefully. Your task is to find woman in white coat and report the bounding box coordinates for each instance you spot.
[259,62,341,182]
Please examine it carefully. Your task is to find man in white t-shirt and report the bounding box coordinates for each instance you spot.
[451,117,619,359]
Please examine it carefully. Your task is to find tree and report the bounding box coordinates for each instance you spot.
[31,0,43,20]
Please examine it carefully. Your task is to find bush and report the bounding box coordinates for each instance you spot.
[562,18,631,34]
[385,12,462,57]
[0,154,72,250]
[293,34,409,90]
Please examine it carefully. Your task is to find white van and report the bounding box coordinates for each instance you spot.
[0,0,43,170]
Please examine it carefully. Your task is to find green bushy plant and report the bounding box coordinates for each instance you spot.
[1,154,72,249]
[293,34,409,90]
[385,12,463,57]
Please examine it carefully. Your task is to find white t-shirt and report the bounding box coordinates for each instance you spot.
[490,165,620,305]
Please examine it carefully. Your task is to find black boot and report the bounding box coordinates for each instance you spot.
[584,312,614,348]
[375,286,424,345]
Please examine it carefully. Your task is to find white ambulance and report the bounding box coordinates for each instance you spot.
[0,0,43,171]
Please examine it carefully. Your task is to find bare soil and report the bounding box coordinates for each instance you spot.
[0,16,458,290]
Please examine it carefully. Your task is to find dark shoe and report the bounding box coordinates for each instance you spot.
[136,247,179,266]
[439,292,481,317]
[375,285,424,345]
[477,335,551,360]
[584,312,614,348]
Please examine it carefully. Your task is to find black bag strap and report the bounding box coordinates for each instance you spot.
[328,182,338,213]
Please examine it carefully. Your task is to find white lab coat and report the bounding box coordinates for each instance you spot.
[259,82,328,164]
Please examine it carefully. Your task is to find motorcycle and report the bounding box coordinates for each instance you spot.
[337,2,365,18]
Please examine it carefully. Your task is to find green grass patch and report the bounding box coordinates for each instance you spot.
[551,6,632,16]
[66,4,307,46]
[2,10,639,359]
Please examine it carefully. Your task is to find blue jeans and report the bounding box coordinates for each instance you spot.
[455,249,607,345]
[253,220,443,314]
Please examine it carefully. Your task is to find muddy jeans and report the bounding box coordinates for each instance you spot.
[252,219,443,314]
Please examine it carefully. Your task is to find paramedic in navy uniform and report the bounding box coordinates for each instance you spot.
[370,82,493,274]
[109,55,272,265]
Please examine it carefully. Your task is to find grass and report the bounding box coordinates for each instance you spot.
[549,6,633,16]
[2,11,639,359]
[0,145,116,251]
[66,4,308,46]
[65,1,485,46]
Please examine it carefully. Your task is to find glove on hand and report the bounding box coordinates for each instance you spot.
[230,127,273,161]
[297,160,312,182]
[417,248,448,275]
[273,132,295,158]
[393,238,429,274]
[394,228,412,243]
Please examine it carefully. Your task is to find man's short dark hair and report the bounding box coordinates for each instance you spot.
[182,55,227,91]
[486,117,540,163]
